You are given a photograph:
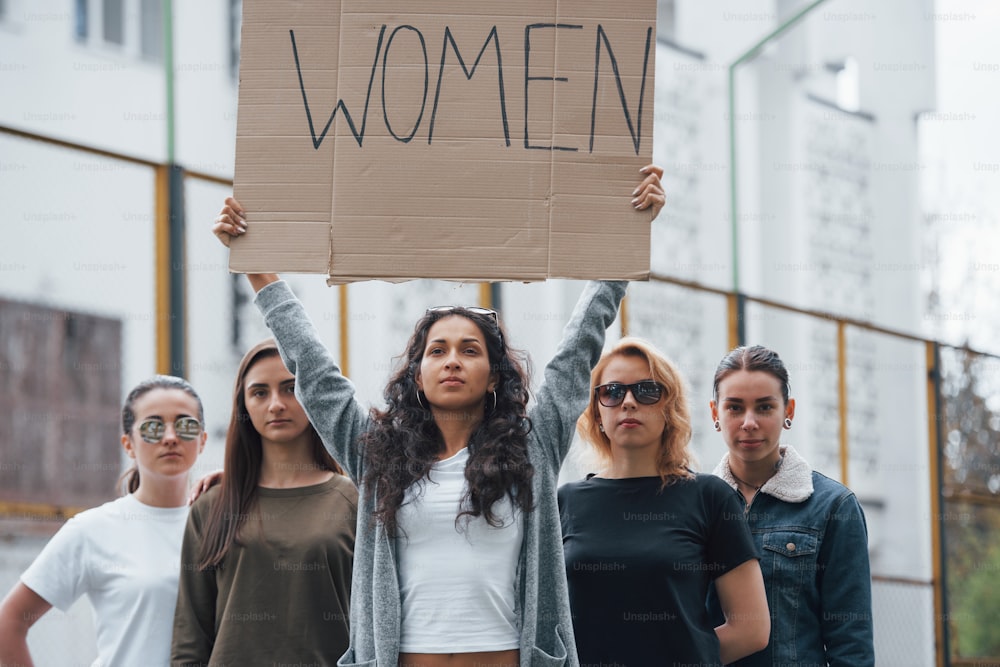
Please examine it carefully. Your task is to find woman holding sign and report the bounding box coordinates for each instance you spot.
[210,165,664,667]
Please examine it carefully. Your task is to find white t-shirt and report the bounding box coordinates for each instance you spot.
[21,494,189,667]
[396,447,524,653]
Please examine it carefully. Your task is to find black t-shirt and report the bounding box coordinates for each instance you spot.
[558,473,757,667]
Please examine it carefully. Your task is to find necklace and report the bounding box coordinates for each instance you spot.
[730,470,764,491]
[730,453,784,492]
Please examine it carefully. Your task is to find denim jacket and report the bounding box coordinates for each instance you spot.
[708,445,875,667]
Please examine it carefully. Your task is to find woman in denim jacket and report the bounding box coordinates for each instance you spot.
[706,345,875,666]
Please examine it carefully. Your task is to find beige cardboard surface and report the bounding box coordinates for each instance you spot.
[230,0,656,282]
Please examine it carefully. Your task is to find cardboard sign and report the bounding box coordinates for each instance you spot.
[230,0,656,283]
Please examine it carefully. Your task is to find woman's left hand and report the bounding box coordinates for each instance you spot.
[632,164,665,216]
[189,469,223,504]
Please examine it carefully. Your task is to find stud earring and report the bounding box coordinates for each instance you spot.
[598,424,605,433]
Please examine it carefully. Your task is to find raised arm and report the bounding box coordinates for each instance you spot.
[529,280,628,470]
[528,165,664,469]
[253,281,370,478]
[212,197,279,293]
[213,198,370,480]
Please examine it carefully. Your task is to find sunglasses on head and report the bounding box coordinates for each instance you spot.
[426,305,499,327]
[594,381,665,407]
[138,417,202,444]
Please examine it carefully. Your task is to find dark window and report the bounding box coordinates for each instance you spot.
[74,0,89,41]
[230,0,242,79]
[103,0,124,45]
[140,0,164,61]
[0,299,123,508]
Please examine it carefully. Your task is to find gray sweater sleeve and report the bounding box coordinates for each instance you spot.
[253,280,370,481]
[528,280,627,471]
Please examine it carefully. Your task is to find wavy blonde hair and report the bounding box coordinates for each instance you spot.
[577,337,693,485]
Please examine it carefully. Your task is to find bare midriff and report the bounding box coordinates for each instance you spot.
[399,649,519,667]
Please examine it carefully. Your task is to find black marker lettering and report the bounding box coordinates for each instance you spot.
[382,25,429,144]
[290,26,386,149]
[524,23,581,152]
[590,25,652,154]
[428,26,509,146]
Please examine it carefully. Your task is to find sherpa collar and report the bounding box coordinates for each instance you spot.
[713,444,814,503]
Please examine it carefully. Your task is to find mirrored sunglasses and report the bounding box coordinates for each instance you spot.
[138,417,203,443]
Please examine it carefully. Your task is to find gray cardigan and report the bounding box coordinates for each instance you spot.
[255,279,626,667]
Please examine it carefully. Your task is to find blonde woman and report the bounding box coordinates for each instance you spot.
[559,338,770,666]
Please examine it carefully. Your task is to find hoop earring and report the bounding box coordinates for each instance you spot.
[783,418,792,429]
[488,390,497,413]
[416,389,426,410]
[714,420,721,432]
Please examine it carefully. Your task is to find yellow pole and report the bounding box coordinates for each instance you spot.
[479,283,492,309]
[925,342,946,667]
[339,284,350,377]
[620,294,629,338]
[726,293,740,350]
[154,165,171,374]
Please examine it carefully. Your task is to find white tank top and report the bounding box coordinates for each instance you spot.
[396,447,524,653]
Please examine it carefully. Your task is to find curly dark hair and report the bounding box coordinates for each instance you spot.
[360,308,534,536]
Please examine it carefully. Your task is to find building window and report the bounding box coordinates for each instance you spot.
[230,0,242,79]
[75,0,89,41]
[102,0,124,45]
[140,0,163,61]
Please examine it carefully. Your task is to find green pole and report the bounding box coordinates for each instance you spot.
[164,0,176,163]
[163,0,185,374]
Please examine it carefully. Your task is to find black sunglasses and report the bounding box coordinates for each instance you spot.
[594,381,664,407]
[138,417,203,443]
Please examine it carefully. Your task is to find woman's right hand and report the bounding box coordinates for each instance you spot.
[212,197,247,248]
[212,197,280,292]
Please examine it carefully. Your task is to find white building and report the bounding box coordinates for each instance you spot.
[0,0,954,664]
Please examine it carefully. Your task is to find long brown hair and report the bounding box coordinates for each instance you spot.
[577,337,693,485]
[197,339,342,569]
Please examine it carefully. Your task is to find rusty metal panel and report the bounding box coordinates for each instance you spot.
[0,299,122,509]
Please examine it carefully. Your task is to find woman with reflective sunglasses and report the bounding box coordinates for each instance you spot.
[209,166,664,667]
[0,376,207,667]
[706,345,874,666]
[559,338,770,666]
[171,339,358,666]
